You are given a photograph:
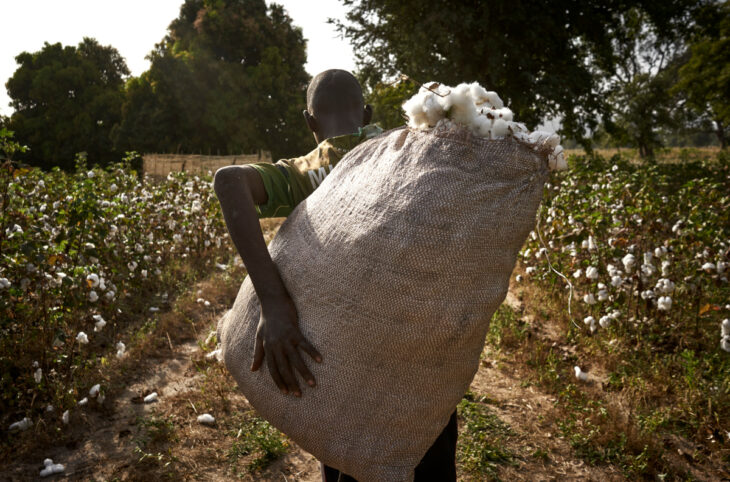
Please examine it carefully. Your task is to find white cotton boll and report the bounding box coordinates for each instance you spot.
[641,290,655,300]
[655,278,675,295]
[46,405,54,413]
[93,315,106,332]
[0,277,10,289]
[445,84,479,126]
[599,316,612,329]
[721,319,730,337]
[657,296,672,311]
[105,290,115,301]
[86,273,99,288]
[34,368,42,384]
[116,341,126,358]
[526,267,536,276]
[574,366,588,381]
[583,293,596,305]
[597,289,609,301]
[573,269,583,279]
[494,107,514,122]
[197,413,216,426]
[641,264,656,277]
[149,306,160,313]
[516,274,523,282]
[588,236,597,251]
[76,332,89,344]
[40,461,65,477]
[583,316,596,326]
[89,384,101,398]
[88,290,98,303]
[9,417,32,431]
[622,254,636,271]
[206,348,223,362]
[586,267,599,280]
[722,337,730,353]
[643,252,653,265]
[468,82,490,106]
[62,410,69,425]
[144,392,158,403]
[77,397,88,406]
[655,247,667,258]
[702,262,716,273]
[607,264,619,277]
[611,276,623,288]
[484,91,503,109]
[717,261,727,274]
[473,115,492,137]
[661,260,671,276]
[581,239,589,249]
[491,118,510,138]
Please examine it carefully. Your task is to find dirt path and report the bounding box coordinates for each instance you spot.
[3,278,624,481]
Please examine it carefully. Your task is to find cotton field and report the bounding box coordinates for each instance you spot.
[0,161,231,431]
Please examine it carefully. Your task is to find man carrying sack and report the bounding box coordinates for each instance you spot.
[214,70,459,481]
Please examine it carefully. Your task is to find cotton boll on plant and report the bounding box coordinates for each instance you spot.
[76,332,89,344]
[574,366,588,381]
[115,341,126,358]
[143,392,158,403]
[40,459,65,477]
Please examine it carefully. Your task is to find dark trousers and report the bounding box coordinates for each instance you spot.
[321,410,458,482]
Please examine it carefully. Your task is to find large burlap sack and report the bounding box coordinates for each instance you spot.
[217,123,550,481]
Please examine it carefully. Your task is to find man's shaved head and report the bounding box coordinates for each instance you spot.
[306,69,364,116]
[303,69,372,144]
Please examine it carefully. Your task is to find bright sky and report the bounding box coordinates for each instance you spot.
[0,0,356,117]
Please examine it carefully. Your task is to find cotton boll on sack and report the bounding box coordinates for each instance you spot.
[218,80,555,481]
[403,81,567,171]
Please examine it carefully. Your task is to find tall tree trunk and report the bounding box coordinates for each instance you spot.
[716,119,726,149]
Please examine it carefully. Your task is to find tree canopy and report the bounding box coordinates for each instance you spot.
[5,38,129,170]
[674,1,730,148]
[335,0,708,145]
[113,0,313,160]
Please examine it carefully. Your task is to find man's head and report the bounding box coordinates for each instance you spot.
[303,69,372,144]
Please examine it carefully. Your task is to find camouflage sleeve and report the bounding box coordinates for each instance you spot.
[248,162,295,218]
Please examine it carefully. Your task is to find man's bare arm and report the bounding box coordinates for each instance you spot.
[213,165,321,397]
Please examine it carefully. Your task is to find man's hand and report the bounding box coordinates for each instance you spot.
[251,293,322,397]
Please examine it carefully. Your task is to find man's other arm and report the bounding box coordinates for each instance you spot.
[213,165,321,397]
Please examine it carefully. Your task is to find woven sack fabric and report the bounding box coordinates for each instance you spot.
[218,123,550,481]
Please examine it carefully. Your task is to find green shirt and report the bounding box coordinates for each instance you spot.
[250,125,383,218]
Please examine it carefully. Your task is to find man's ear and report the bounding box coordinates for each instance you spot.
[303,110,318,133]
[363,104,373,126]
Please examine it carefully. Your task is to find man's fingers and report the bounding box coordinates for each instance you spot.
[286,345,316,387]
[265,349,287,394]
[275,349,301,397]
[251,336,264,371]
[297,338,323,363]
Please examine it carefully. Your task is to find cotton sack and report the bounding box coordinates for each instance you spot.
[218,122,551,481]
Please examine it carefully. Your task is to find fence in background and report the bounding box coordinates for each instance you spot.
[142,151,272,178]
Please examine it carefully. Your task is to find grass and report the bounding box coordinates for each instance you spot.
[228,413,289,474]
[457,391,515,481]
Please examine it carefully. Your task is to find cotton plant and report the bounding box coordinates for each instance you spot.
[402,81,567,170]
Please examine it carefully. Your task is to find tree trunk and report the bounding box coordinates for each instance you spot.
[716,119,726,149]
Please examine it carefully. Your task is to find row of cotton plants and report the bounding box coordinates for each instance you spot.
[519,154,730,356]
[0,160,230,434]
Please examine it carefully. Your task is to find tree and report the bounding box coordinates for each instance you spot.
[114,0,312,160]
[673,1,730,148]
[334,0,707,146]
[5,38,129,170]
[602,8,687,158]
